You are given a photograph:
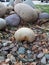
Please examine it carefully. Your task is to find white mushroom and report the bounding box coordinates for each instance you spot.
[14,27,36,42]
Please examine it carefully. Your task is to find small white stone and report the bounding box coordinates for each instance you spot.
[5,58,10,63]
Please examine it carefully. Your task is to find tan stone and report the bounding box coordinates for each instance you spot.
[14,3,38,22]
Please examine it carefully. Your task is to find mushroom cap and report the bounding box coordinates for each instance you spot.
[14,27,36,42]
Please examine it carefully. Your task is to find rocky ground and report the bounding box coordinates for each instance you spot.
[0,0,49,65]
[0,21,49,65]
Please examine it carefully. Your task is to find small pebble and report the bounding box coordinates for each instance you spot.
[18,47,25,54]
[1,46,10,51]
[37,52,44,58]
[0,43,2,48]
[7,54,16,63]
[0,56,5,62]
[45,54,49,60]
[41,56,46,64]
[9,44,15,49]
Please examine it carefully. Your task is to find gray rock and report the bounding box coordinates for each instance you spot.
[27,50,32,58]
[1,47,10,51]
[0,43,2,48]
[45,54,49,60]
[0,56,5,62]
[12,47,17,52]
[10,51,17,57]
[18,47,25,54]
[37,52,44,58]
[46,64,49,65]
[7,54,16,63]
[0,18,6,30]
[9,44,15,49]
[2,41,12,47]
[1,51,8,56]
[0,2,7,17]
[5,14,20,26]
[39,12,49,19]
[3,42,10,47]
[23,0,35,8]
[41,56,46,64]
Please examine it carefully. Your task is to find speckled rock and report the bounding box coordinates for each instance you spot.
[0,18,6,30]
[14,3,38,22]
[5,14,20,26]
[18,47,25,54]
[14,27,36,42]
[23,0,35,8]
[0,2,7,17]
[39,12,49,19]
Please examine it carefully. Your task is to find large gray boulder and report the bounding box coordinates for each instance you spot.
[23,0,35,8]
[0,2,7,17]
[5,14,20,26]
[0,18,6,30]
[14,3,38,22]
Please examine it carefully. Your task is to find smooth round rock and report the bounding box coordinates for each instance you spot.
[0,2,7,17]
[23,0,35,8]
[0,18,6,30]
[14,3,38,22]
[18,47,25,54]
[14,27,36,42]
[39,12,49,19]
[5,14,20,26]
